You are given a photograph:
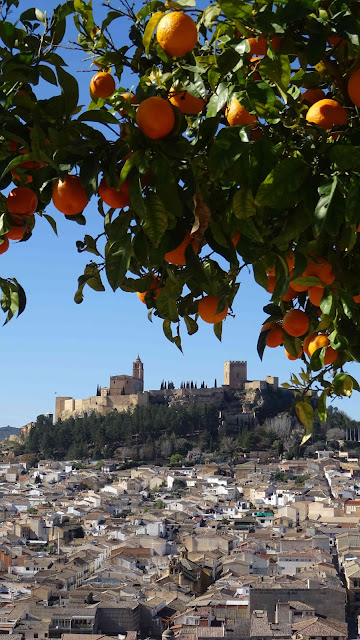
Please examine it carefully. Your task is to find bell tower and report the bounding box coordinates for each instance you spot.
[133,355,144,392]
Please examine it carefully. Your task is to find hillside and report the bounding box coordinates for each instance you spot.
[0,426,20,441]
[17,386,357,463]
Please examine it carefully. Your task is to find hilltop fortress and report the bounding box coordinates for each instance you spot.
[55,357,279,422]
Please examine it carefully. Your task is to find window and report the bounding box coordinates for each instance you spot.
[34,634,38,638]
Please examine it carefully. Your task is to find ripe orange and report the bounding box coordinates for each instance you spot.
[353,294,360,303]
[250,56,262,81]
[305,98,347,130]
[226,99,257,127]
[308,286,324,306]
[90,72,115,99]
[165,231,199,265]
[52,175,88,216]
[324,347,338,365]
[266,276,276,294]
[156,12,198,58]
[348,68,360,107]
[137,276,162,303]
[266,327,283,348]
[118,93,137,116]
[248,35,267,56]
[307,333,330,356]
[283,286,297,302]
[7,187,38,217]
[285,347,302,360]
[136,97,175,140]
[0,237,9,255]
[232,231,241,246]
[300,88,326,105]
[305,256,335,285]
[303,332,318,357]
[328,34,346,47]
[6,222,27,240]
[290,280,308,293]
[99,177,130,209]
[282,309,309,337]
[198,296,228,324]
[169,88,206,114]
[261,321,279,332]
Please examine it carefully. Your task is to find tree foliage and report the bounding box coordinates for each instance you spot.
[2,0,360,437]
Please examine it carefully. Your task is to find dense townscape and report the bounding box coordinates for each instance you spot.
[0,442,359,639]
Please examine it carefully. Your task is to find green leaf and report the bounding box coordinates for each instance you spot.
[57,66,79,115]
[74,263,105,304]
[38,65,58,86]
[233,188,256,219]
[142,193,168,247]
[143,11,164,56]
[320,293,333,316]
[78,110,119,125]
[296,401,314,430]
[184,315,198,335]
[329,145,360,170]
[214,321,223,341]
[105,236,131,291]
[314,178,337,236]
[43,215,58,236]
[256,158,309,208]
[318,388,329,422]
[260,55,291,103]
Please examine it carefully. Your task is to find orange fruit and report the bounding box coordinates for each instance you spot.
[137,276,162,303]
[11,170,32,184]
[324,347,338,365]
[305,98,347,130]
[118,93,137,116]
[198,296,228,324]
[250,56,262,81]
[99,177,130,209]
[6,222,27,240]
[0,237,9,255]
[165,231,199,265]
[308,286,324,306]
[266,327,283,348]
[247,35,267,56]
[300,88,326,105]
[52,175,88,216]
[136,97,175,140]
[283,286,297,302]
[90,72,115,99]
[353,294,360,303]
[156,12,198,58]
[348,68,360,107]
[261,321,279,332]
[285,347,302,360]
[169,88,206,114]
[328,34,346,47]
[290,280,308,293]
[271,35,282,50]
[267,276,276,293]
[303,332,318,357]
[307,334,330,356]
[7,187,38,217]
[226,99,257,127]
[232,231,241,246]
[282,309,309,337]
[305,256,335,285]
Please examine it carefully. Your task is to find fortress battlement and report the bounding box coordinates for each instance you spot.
[54,357,279,423]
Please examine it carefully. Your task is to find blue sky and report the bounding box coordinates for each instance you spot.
[1,0,359,428]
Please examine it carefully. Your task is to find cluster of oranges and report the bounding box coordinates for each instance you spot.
[260,252,342,366]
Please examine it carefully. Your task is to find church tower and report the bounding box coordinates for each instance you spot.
[133,355,144,392]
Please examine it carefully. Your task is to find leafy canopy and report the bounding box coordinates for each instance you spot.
[1,0,360,437]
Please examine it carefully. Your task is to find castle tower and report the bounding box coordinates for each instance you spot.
[133,355,144,392]
[224,360,247,389]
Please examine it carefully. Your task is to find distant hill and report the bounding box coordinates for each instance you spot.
[0,426,20,441]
